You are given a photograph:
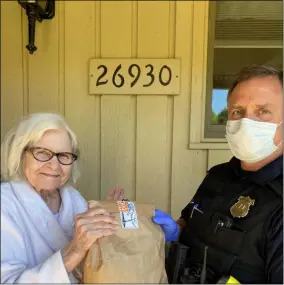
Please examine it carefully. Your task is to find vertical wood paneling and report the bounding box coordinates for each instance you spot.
[171,2,208,219]
[167,1,176,212]
[1,1,24,139]
[136,1,171,211]
[58,1,65,115]
[1,1,214,213]
[94,1,102,200]
[189,1,209,143]
[22,11,29,117]
[100,2,136,200]
[26,3,60,113]
[208,150,232,170]
[64,1,100,201]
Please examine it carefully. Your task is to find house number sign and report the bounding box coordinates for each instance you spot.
[89,59,180,95]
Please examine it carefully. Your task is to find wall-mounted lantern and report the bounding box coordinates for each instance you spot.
[18,0,55,54]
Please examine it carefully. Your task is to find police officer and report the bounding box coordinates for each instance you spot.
[153,64,283,284]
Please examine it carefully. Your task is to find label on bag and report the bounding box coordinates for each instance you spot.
[117,201,139,229]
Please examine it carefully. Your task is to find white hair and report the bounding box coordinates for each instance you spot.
[1,113,80,184]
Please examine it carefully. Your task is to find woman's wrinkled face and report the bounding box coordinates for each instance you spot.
[23,129,73,192]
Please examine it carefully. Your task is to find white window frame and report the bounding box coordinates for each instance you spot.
[188,1,228,150]
[188,1,283,150]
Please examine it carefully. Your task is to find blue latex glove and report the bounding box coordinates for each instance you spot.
[152,209,179,242]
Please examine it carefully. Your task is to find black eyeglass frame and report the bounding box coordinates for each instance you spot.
[25,147,78,165]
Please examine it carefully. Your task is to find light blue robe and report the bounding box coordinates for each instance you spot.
[1,181,88,283]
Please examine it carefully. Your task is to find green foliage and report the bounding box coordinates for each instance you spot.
[211,110,218,124]
[211,108,228,125]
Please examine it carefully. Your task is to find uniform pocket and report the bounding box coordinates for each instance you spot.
[213,227,247,254]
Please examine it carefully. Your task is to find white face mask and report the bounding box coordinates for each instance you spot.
[225,118,282,163]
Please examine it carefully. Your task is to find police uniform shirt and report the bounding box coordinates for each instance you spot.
[179,155,283,284]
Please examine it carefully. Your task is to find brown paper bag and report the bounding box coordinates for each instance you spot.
[83,200,168,284]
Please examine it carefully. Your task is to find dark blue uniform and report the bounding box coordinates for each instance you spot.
[179,156,283,284]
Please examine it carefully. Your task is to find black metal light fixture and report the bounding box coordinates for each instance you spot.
[18,0,55,54]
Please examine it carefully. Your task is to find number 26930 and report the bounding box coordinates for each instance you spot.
[95,64,172,88]
[89,59,180,95]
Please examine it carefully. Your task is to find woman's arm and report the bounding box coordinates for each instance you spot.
[1,211,71,283]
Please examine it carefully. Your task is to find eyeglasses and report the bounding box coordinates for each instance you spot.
[26,147,78,165]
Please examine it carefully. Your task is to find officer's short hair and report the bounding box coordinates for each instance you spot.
[228,64,283,97]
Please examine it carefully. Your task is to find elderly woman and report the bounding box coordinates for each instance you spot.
[1,113,124,283]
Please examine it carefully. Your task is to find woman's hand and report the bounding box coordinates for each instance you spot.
[62,207,117,272]
[107,185,124,201]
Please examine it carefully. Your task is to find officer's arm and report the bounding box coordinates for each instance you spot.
[176,217,186,233]
[177,167,215,236]
[178,182,206,235]
[264,206,283,284]
[178,202,193,234]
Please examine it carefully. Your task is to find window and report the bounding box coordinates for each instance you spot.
[204,1,283,139]
[211,89,228,126]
